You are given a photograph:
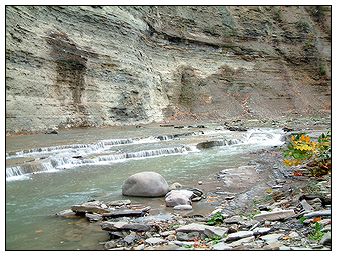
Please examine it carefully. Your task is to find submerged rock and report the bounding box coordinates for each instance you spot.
[122,172,169,197]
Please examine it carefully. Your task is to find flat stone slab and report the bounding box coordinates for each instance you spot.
[173,205,192,211]
[71,205,111,214]
[226,231,254,241]
[102,207,150,218]
[107,199,131,206]
[228,236,255,247]
[212,242,233,250]
[176,223,209,233]
[300,199,314,212]
[145,237,166,245]
[303,210,331,218]
[252,227,271,235]
[101,221,154,232]
[254,209,295,221]
[204,226,228,238]
[85,213,103,222]
[260,233,283,244]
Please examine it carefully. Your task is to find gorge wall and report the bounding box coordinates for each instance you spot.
[6,6,331,133]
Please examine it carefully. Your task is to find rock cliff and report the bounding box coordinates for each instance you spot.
[6,6,331,133]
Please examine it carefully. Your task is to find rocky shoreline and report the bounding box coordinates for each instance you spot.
[55,132,332,250]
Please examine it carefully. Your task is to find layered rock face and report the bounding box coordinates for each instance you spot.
[6,6,331,133]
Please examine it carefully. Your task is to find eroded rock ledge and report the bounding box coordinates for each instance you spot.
[6,6,331,133]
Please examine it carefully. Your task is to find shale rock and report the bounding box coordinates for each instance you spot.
[122,172,169,197]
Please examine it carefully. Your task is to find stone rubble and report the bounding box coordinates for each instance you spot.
[55,153,331,251]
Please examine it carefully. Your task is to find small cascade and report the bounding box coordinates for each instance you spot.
[6,161,55,180]
[100,138,134,146]
[6,143,98,159]
[56,146,192,167]
[155,131,204,141]
[6,166,24,178]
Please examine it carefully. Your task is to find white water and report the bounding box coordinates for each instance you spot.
[6,128,284,181]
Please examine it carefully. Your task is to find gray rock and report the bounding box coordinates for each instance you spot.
[104,240,118,250]
[102,207,150,218]
[288,231,300,239]
[176,223,209,233]
[224,215,245,224]
[321,225,331,232]
[173,204,192,210]
[160,230,175,237]
[167,234,176,241]
[303,210,331,218]
[71,202,111,214]
[212,242,233,250]
[263,242,283,250]
[204,226,228,238]
[124,233,139,244]
[260,233,283,244]
[107,199,131,206]
[191,196,202,202]
[320,231,331,246]
[228,236,255,247]
[85,213,103,222]
[45,128,58,134]
[290,247,312,250]
[252,227,271,236]
[176,231,202,241]
[6,7,332,134]
[169,182,182,191]
[254,209,295,221]
[145,237,166,245]
[165,190,193,207]
[171,241,195,247]
[56,209,80,218]
[226,231,254,241]
[101,221,154,232]
[133,244,145,250]
[122,172,169,197]
[300,199,314,212]
[307,198,322,210]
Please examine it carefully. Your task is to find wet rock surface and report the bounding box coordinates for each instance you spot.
[53,124,331,250]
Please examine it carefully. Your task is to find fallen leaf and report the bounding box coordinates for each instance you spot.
[313,217,321,223]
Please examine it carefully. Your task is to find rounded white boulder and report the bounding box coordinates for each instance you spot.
[122,172,169,197]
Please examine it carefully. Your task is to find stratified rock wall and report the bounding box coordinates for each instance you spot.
[6,6,331,133]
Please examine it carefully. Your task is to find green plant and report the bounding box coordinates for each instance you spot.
[205,235,223,245]
[207,212,224,226]
[299,216,307,224]
[274,8,282,21]
[319,63,327,76]
[283,132,331,176]
[296,20,311,33]
[181,244,193,249]
[308,222,324,241]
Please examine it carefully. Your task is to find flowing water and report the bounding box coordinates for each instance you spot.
[5,124,285,250]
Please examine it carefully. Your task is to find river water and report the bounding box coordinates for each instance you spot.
[5,124,285,250]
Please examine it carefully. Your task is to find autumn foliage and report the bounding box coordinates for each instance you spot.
[283,132,331,176]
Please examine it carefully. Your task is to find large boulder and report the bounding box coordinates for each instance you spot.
[165,189,194,207]
[122,172,169,197]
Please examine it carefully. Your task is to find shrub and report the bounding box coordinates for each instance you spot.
[283,131,331,176]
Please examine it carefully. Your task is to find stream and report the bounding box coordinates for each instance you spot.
[6,124,285,250]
